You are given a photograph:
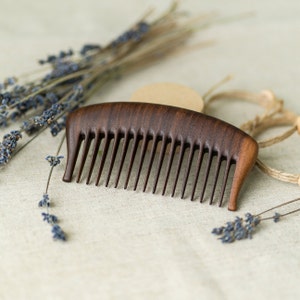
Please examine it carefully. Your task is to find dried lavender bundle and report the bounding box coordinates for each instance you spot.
[212,197,300,244]
[0,2,216,166]
[38,135,66,241]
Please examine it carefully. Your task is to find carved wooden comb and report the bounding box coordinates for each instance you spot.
[63,102,258,211]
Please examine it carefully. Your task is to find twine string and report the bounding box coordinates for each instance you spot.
[204,88,300,186]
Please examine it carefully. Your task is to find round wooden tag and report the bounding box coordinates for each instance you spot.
[130,82,204,112]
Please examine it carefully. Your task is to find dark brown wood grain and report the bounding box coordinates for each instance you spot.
[62,102,258,211]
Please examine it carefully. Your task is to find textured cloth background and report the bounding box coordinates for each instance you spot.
[0,0,300,299]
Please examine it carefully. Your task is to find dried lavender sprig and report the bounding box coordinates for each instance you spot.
[38,134,66,241]
[212,197,300,243]
[0,130,22,165]
[255,197,300,217]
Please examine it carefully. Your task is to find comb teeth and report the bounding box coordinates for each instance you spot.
[162,139,177,196]
[86,132,102,184]
[152,135,168,194]
[63,102,258,211]
[114,131,130,188]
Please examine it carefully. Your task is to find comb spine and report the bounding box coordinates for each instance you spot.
[63,130,82,183]
[227,137,258,211]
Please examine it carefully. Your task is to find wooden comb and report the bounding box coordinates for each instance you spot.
[62,102,258,211]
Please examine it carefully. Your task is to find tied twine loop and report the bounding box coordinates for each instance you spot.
[296,116,300,134]
[204,84,299,186]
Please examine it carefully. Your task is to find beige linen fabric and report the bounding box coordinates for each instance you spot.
[0,1,299,299]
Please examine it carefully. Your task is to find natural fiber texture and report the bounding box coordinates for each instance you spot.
[1,1,300,300]
[205,88,300,185]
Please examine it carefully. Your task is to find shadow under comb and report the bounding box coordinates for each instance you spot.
[63,102,258,211]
